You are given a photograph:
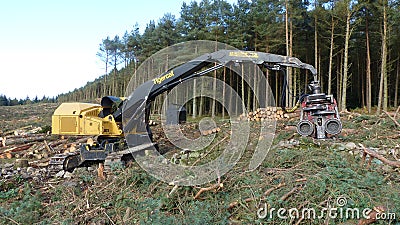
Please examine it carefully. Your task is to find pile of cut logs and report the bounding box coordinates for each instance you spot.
[201,127,221,136]
[238,107,296,121]
[0,126,91,166]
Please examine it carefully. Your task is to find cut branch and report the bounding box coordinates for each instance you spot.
[279,186,299,201]
[263,182,286,196]
[383,111,400,127]
[228,182,286,210]
[194,173,223,199]
[360,144,400,168]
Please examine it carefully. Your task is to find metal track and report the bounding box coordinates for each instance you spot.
[48,143,155,176]
[48,152,79,176]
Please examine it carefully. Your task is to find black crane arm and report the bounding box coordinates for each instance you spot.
[146,50,317,101]
[121,50,317,136]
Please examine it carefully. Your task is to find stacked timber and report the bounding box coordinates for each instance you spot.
[0,125,91,162]
[238,107,296,121]
[201,127,221,136]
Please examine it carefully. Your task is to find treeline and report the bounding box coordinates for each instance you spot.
[0,95,57,106]
[58,0,400,114]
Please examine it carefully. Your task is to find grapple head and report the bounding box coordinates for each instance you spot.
[297,82,342,139]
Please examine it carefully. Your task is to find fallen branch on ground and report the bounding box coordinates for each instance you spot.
[360,144,400,168]
[279,186,300,201]
[191,135,229,167]
[228,182,286,210]
[383,111,400,128]
[394,106,400,120]
[194,174,223,199]
[263,182,286,196]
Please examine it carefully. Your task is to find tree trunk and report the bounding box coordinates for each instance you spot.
[319,51,322,91]
[328,16,335,95]
[337,50,343,104]
[366,15,372,113]
[293,69,297,106]
[199,79,204,117]
[229,65,233,115]
[192,46,198,118]
[211,41,218,117]
[266,70,270,107]
[382,0,388,111]
[290,18,294,106]
[222,66,226,118]
[252,65,257,111]
[359,52,365,108]
[276,71,279,106]
[395,59,399,107]
[192,79,197,118]
[314,1,319,84]
[377,0,388,114]
[247,66,251,111]
[285,0,292,108]
[265,39,270,107]
[212,66,217,117]
[340,8,351,112]
[103,52,109,96]
[241,64,245,110]
[376,69,384,115]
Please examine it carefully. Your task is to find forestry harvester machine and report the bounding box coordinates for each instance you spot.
[49,50,342,172]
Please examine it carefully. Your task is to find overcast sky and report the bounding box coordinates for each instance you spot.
[0,0,236,99]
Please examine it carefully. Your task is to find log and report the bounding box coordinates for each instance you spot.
[43,140,53,153]
[4,135,46,146]
[238,107,293,121]
[0,143,34,154]
[201,130,213,136]
[0,136,5,147]
[2,125,33,136]
[48,139,68,148]
[148,120,157,126]
[0,152,12,159]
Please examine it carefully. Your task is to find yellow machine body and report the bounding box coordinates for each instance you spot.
[52,102,123,137]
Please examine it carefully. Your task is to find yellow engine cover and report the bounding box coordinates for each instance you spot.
[52,102,123,136]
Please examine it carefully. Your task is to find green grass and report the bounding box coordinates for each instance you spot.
[1,110,399,224]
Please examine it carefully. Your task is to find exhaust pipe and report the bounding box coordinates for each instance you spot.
[297,120,314,136]
[324,118,342,135]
